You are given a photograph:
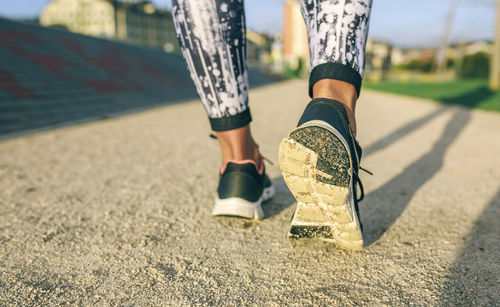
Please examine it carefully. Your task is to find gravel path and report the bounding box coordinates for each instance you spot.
[1,80,498,305]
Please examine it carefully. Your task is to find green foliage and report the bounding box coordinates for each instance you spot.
[282,66,301,79]
[363,79,500,112]
[398,59,435,72]
[282,58,306,79]
[446,58,455,69]
[460,52,490,79]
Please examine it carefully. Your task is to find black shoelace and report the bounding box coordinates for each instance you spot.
[354,167,373,202]
[211,133,371,200]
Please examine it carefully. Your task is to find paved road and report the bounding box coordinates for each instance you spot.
[1,80,498,305]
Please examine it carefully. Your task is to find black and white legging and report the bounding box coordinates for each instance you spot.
[171,0,372,131]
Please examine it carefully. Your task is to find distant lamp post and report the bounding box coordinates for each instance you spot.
[435,0,457,80]
[490,0,500,91]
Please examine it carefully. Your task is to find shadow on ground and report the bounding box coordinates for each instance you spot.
[439,188,500,305]
[0,18,282,139]
[362,87,496,245]
[440,86,496,109]
[0,65,280,140]
[362,108,470,245]
[363,106,448,157]
[262,177,296,219]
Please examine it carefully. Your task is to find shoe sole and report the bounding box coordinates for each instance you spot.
[212,185,275,220]
[279,120,363,250]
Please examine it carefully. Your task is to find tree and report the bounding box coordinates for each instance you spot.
[461,52,490,79]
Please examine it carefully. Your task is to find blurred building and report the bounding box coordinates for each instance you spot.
[365,40,392,72]
[390,47,406,66]
[269,36,284,73]
[407,48,436,62]
[40,0,178,51]
[246,30,273,65]
[447,40,493,59]
[282,0,309,70]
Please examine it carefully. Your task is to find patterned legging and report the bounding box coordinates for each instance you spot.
[171,0,372,131]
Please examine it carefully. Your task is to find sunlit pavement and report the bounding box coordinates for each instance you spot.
[0,79,498,305]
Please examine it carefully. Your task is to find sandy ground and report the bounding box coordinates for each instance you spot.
[0,80,499,305]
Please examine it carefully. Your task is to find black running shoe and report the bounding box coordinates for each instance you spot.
[212,158,275,220]
[279,98,365,250]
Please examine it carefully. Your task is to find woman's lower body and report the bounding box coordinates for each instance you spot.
[171,0,372,131]
[171,0,373,249]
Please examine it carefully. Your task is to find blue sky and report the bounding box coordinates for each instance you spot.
[0,0,496,47]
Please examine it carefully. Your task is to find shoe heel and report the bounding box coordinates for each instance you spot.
[279,125,363,250]
[213,198,264,220]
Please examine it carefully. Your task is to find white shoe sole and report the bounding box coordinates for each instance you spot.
[279,120,363,250]
[212,185,275,220]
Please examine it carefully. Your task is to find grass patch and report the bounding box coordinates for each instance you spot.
[363,79,500,112]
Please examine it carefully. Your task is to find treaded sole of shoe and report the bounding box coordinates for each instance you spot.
[279,123,363,250]
[212,186,275,220]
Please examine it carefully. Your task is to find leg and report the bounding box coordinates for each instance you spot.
[279,0,373,249]
[172,0,274,219]
[313,79,358,136]
[300,0,373,137]
[171,0,259,165]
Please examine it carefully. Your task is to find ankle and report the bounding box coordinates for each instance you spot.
[312,79,358,137]
[215,125,261,167]
[220,145,260,166]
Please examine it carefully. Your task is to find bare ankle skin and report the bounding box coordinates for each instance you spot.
[312,79,358,138]
[215,125,260,168]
